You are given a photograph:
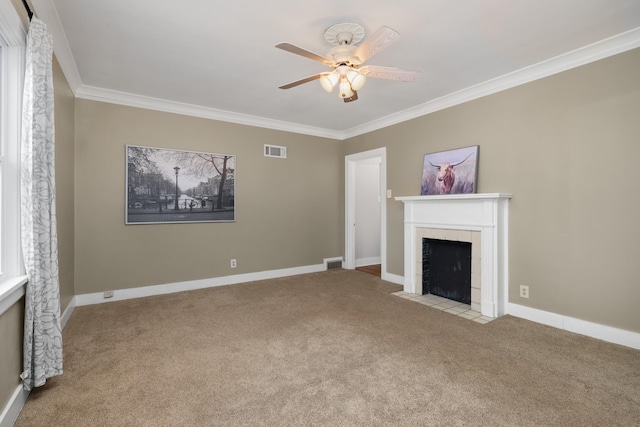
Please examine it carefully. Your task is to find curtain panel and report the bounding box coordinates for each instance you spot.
[20,17,63,391]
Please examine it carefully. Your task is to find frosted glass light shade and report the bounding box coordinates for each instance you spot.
[347,70,366,91]
[319,73,339,92]
[339,79,354,98]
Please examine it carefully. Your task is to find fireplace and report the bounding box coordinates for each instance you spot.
[396,194,511,318]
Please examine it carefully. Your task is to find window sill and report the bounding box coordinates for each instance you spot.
[0,275,28,316]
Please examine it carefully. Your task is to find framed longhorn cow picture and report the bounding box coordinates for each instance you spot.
[420,145,479,195]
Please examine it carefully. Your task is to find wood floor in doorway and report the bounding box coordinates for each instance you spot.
[355,264,381,277]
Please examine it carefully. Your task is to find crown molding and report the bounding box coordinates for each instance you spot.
[30,0,83,94]
[28,0,640,141]
[342,26,640,139]
[75,85,343,140]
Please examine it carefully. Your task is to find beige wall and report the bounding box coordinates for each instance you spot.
[74,100,343,294]
[54,56,76,312]
[345,48,640,333]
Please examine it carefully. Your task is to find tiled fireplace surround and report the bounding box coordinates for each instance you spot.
[396,194,511,318]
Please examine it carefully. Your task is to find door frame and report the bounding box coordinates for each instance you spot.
[345,147,387,276]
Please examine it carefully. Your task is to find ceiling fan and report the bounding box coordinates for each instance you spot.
[276,23,420,103]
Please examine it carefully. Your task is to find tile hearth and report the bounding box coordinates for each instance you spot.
[392,291,494,324]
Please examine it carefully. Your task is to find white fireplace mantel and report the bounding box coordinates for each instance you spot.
[396,193,511,318]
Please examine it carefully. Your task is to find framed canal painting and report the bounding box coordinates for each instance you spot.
[420,145,478,195]
[126,145,236,224]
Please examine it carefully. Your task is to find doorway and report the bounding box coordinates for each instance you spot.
[345,147,387,278]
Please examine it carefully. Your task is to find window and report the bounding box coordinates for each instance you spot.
[0,0,27,313]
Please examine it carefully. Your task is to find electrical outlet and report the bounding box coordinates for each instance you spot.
[230,259,237,268]
[519,285,529,299]
[103,290,114,299]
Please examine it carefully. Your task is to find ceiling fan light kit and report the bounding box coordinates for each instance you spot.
[320,65,367,97]
[276,22,419,103]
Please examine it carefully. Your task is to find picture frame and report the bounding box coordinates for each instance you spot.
[420,145,478,195]
[126,145,236,224]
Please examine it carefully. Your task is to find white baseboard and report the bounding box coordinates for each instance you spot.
[75,263,327,306]
[0,385,29,427]
[64,270,640,350]
[60,297,75,330]
[507,303,640,350]
[323,256,344,265]
[382,272,404,285]
[384,273,640,349]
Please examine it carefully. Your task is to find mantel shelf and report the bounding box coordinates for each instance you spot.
[395,193,512,202]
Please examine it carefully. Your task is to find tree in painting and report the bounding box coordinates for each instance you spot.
[169,151,233,210]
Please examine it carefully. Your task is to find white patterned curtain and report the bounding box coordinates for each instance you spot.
[20,17,63,392]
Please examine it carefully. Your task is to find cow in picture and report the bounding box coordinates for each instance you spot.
[429,153,472,194]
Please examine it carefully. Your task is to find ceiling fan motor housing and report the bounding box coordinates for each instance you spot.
[329,45,360,65]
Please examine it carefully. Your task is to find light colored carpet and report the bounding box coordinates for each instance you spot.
[15,270,640,426]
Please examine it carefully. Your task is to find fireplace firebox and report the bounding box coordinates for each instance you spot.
[422,238,472,304]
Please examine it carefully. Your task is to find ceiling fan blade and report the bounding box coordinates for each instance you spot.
[352,26,400,64]
[275,43,330,64]
[360,65,420,82]
[343,91,358,103]
[278,74,323,89]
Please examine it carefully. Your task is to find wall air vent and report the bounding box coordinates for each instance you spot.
[326,260,343,270]
[324,257,344,270]
[324,257,344,271]
[264,144,287,159]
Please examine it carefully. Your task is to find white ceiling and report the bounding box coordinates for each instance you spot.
[31,0,640,140]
